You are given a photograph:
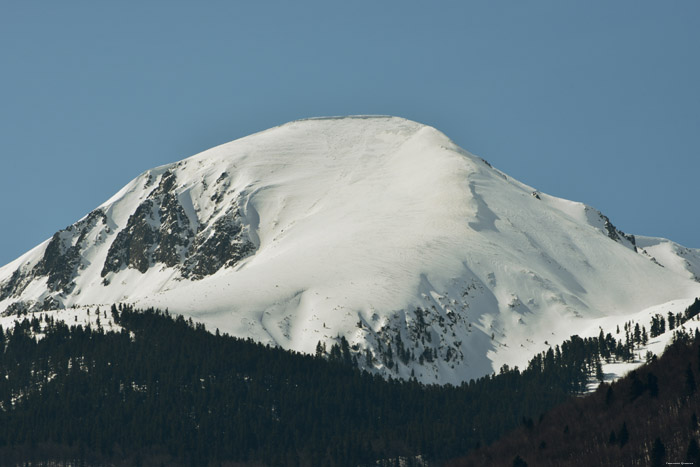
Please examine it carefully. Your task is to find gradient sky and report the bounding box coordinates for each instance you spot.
[1,1,698,266]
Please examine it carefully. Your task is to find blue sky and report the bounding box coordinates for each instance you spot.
[1,1,698,265]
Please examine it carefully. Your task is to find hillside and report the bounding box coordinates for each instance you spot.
[450,324,700,466]
[2,116,699,384]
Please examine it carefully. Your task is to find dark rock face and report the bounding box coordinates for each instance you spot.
[0,209,107,313]
[35,209,109,295]
[101,200,160,275]
[102,170,254,280]
[0,270,25,302]
[1,169,257,311]
[183,209,255,279]
[35,233,83,293]
[1,209,107,301]
[598,212,637,250]
[102,171,195,277]
[2,300,30,317]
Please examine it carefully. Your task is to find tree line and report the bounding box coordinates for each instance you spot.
[0,297,697,466]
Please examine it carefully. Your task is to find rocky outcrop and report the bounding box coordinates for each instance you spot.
[101,170,254,280]
[1,209,107,301]
[101,171,195,277]
[183,209,254,279]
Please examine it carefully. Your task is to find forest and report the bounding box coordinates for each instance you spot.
[450,324,700,466]
[0,298,698,466]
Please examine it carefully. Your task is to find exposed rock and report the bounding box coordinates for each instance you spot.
[101,170,254,280]
[101,200,159,275]
[0,269,27,301]
[599,213,637,249]
[183,209,255,279]
[41,295,63,311]
[0,209,107,300]
[2,300,31,317]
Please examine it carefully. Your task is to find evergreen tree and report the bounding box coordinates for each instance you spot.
[605,386,614,406]
[686,363,697,395]
[651,437,666,467]
[687,438,700,464]
[647,372,659,398]
[617,422,629,447]
[650,315,660,338]
[595,361,604,383]
[633,323,641,346]
[315,340,325,358]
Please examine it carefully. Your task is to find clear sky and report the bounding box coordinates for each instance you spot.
[1,1,698,266]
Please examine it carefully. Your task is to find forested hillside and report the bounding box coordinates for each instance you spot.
[1,300,698,466]
[450,325,700,466]
[0,304,610,466]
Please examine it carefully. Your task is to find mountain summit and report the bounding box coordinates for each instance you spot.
[2,116,699,384]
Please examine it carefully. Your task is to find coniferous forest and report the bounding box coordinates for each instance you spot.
[449,326,700,466]
[0,299,698,466]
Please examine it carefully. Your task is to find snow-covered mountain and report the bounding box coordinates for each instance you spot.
[1,116,699,384]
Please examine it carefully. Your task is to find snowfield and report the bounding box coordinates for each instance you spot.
[1,116,699,385]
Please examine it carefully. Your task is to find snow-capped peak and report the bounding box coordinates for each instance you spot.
[1,116,699,385]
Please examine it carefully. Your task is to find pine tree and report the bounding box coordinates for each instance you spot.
[686,363,697,395]
[651,315,660,338]
[687,438,700,464]
[315,341,325,358]
[634,323,641,346]
[605,386,614,406]
[651,437,666,467]
[647,372,659,398]
[617,422,629,447]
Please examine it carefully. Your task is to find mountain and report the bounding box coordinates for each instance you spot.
[1,116,699,384]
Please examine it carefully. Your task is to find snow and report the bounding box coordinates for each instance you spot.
[581,298,700,391]
[0,306,122,336]
[1,116,699,385]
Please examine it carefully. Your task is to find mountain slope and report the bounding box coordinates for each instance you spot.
[1,116,699,384]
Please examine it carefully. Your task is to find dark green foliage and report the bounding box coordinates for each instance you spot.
[512,454,528,467]
[617,422,629,448]
[647,372,659,398]
[453,319,700,467]
[686,298,700,321]
[605,386,614,406]
[629,372,644,401]
[651,437,665,467]
[0,306,591,466]
[687,363,697,395]
[687,438,700,464]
